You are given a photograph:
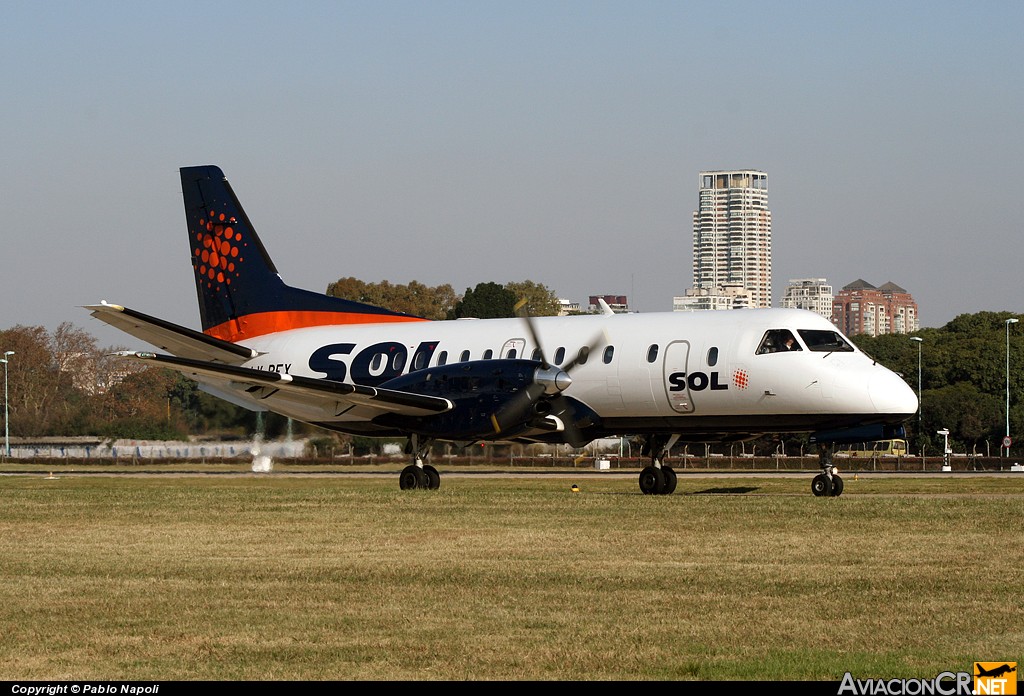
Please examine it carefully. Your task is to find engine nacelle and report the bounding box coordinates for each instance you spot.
[376,359,554,440]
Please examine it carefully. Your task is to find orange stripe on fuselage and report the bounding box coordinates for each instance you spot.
[204,310,428,343]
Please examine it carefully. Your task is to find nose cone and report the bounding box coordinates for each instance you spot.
[869,369,919,416]
[537,366,572,395]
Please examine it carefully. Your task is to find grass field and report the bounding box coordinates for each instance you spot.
[0,471,1021,681]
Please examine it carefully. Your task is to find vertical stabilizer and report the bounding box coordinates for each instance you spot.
[180,166,424,342]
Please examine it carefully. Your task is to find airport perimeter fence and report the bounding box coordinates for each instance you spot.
[2,441,1021,472]
[0,438,307,465]
[506,455,1023,472]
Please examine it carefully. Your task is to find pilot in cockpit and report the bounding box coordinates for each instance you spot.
[757,329,801,354]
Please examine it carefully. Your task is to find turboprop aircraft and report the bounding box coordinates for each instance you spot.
[86,165,918,496]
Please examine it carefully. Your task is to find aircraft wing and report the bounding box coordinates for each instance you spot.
[120,351,454,419]
[85,302,258,364]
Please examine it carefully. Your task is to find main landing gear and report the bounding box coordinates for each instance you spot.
[638,434,679,495]
[811,443,844,497]
[399,435,441,490]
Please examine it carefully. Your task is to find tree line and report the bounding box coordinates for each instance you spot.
[324,278,562,319]
[0,279,565,445]
[850,311,1022,455]
[0,281,1019,455]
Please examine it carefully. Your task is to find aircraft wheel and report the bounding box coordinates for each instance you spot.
[811,473,833,497]
[662,467,677,495]
[639,466,665,495]
[400,465,426,490]
[423,465,441,490]
[830,474,844,497]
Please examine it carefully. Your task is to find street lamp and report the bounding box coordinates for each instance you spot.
[1006,318,1019,457]
[910,337,923,445]
[1,350,13,458]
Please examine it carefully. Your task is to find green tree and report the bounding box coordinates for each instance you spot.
[448,282,517,319]
[853,311,1023,453]
[505,280,561,317]
[919,382,1001,453]
[0,325,85,436]
[326,278,458,320]
[94,368,186,439]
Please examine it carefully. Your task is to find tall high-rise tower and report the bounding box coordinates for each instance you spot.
[692,170,772,308]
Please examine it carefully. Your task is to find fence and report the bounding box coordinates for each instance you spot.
[1,438,308,463]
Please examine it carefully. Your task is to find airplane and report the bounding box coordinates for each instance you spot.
[86,165,918,496]
[975,664,1016,679]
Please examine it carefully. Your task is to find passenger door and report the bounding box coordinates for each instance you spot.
[663,340,694,413]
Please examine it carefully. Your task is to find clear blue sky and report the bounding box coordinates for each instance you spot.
[2,1,1021,348]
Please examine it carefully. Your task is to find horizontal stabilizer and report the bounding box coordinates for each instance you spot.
[86,302,258,364]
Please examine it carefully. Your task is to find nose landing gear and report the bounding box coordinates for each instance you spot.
[638,434,679,495]
[812,444,844,497]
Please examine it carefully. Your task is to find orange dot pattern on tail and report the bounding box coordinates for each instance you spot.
[192,211,246,292]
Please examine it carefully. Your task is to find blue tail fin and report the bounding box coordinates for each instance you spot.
[180,166,424,342]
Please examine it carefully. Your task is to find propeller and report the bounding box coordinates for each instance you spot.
[489,299,606,441]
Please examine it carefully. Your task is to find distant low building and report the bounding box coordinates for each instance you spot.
[558,298,581,316]
[832,279,919,336]
[588,295,629,313]
[781,278,833,320]
[673,284,752,311]
[56,351,144,395]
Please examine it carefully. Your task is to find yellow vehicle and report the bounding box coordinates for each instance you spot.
[836,439,908,458]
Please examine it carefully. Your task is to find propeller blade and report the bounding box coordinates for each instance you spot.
[515,298,549,368]
[560,329,608,374]
[490,381,547,435]
[502,300,607,441]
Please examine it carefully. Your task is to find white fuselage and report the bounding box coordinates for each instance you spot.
[215,307,917,442]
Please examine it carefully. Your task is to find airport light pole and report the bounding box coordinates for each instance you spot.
[910,337,923,450]
[1,350,13,458]
[1006,318,1019,457]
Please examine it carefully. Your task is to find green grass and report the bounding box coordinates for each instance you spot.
[0,473,1021,680]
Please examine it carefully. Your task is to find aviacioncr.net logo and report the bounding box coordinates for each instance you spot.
[974,662,1017,695]
[838,671,972,695]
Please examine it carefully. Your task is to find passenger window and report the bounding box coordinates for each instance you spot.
[707,347,719,366]
[576,346,589,365]
[371,353,384,371]
[554,347,565,365]
[506,348,517,358]
[460,350,470,362]
[437,351,448,366]
[756,329,801,354]
[531,348,542,361]
[603,346,614,364]
[483,349,493,359]
[647,344,659,363]
[412,350,428,371]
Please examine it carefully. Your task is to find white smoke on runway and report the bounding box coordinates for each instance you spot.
[250,415,273,472]
[251,434,273,472]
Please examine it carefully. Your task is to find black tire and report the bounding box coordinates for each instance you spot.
[399,465,425,490]
[830,474,844,497]
[662,466,677,495]
[811,473,833,497]
[423,465,441,490]
[639,466,665,495]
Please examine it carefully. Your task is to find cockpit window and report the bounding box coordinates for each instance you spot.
[797,330,855,353]
[756,329,801,354]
